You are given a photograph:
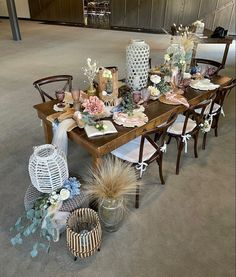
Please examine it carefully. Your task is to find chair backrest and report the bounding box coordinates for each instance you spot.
[33,75,73,102]
[138,113,178,163]
[209,78,236,113]
[182,100,213,135]
[192,58,223,77]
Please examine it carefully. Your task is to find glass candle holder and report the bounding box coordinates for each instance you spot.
[71,89,81,111]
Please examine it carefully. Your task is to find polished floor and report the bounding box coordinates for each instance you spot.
[0,19,235,277]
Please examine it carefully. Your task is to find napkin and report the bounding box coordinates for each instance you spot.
[165,92,190,108]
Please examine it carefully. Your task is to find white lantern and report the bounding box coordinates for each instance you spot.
[126,39,150,90]
[28,144,69,193]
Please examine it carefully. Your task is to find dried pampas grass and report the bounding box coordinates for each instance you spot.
[84,156,142,202]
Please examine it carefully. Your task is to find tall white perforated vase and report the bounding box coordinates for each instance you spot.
[28,144,69,193]
[126,39,150,90]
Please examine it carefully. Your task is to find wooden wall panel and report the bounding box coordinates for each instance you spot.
[28,0,84,24]
[110,0,126,26]
[124,0,139,28]
[198,0,218,29]
[138,0,152,29]
[151,0,166,29]
[213,4,234,30]
[163,0,185,28]
[182,0,201,26]
[218,0,234,7]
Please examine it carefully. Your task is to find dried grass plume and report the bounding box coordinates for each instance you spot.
[84,156,142,202]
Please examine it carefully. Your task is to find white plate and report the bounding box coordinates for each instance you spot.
[190,79,219,91]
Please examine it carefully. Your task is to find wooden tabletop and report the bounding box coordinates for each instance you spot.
[34,75,232,166]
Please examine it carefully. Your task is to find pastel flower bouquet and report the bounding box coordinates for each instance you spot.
[73,96,108,131]
[10,177,81,257]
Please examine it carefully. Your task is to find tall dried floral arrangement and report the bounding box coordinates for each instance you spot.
[84,156,142,203]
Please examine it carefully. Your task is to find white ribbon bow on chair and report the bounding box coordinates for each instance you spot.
[221,107,225,117]
[136,162,148,178]
[181,134,191,153]
[160,142,167,153]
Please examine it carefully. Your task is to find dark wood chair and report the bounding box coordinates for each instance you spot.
[33,75,73,102]
[192,58,223,77]
[111,112,177,208]
[201,78,236,149]
[167,100,211,175]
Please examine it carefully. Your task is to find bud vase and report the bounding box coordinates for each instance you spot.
[87,83,97,97]
[98,197,124,232]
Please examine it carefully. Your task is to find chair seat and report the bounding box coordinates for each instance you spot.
[167,114,197,135]
[111,136,156,163]
[195,101,221,115]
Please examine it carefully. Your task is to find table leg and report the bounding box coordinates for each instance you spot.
[191,42,198,67]
[222,43,230,68]
[42,121,53,143]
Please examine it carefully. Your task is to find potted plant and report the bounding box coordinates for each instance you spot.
[84,156,142,232]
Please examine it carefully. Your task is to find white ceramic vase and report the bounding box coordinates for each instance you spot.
[126,39,150,90]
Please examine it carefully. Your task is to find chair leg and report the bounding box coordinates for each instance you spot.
[157,156,165,185]
[193,133,199,158]
[135,184,139,209]
[214,115,220,137]
[176,142,184,175]
[202,132,207,150]
[166,135,172,145]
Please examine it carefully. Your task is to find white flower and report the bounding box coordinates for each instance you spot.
[150,74,161,85]
[164,54,171,62]
[59,188,70,201]
[148,86,161,97]
[102,69,112,79]
[164,76,171,83]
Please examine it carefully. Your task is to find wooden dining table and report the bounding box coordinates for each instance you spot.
[33,75,232,168]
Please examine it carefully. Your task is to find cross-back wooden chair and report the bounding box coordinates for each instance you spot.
[111,112,177,208]
[167,100,212,175]
[192,58,223,78]
[33,75,73,102]
[201,78,236,149]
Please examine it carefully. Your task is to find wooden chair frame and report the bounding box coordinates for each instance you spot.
[202,78,236,149]
[192,58,224,76]
[33,75,73,102]
[135,112,177,208]
[167,100,212,175]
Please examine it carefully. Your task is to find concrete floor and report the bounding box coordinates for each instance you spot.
[0,19,235,277]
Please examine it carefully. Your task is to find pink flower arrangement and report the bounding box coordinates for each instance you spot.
[82,96,105,115]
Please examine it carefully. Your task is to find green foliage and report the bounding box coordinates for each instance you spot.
[10,196,55,258]
[157,80,172,95]
[120,91,136,116]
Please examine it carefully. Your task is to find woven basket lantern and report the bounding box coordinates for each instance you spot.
[66,208,102,259]
[28,144,69,193]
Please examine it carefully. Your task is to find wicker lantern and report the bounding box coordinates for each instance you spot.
[66,208,102,259]
[28,144,69,193]
[126,39,150,90]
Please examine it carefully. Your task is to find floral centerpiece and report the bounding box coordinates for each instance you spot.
[73,96,108,131]
[83,58,99,96]
[10,177,81,257]
[148,74,171,97]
